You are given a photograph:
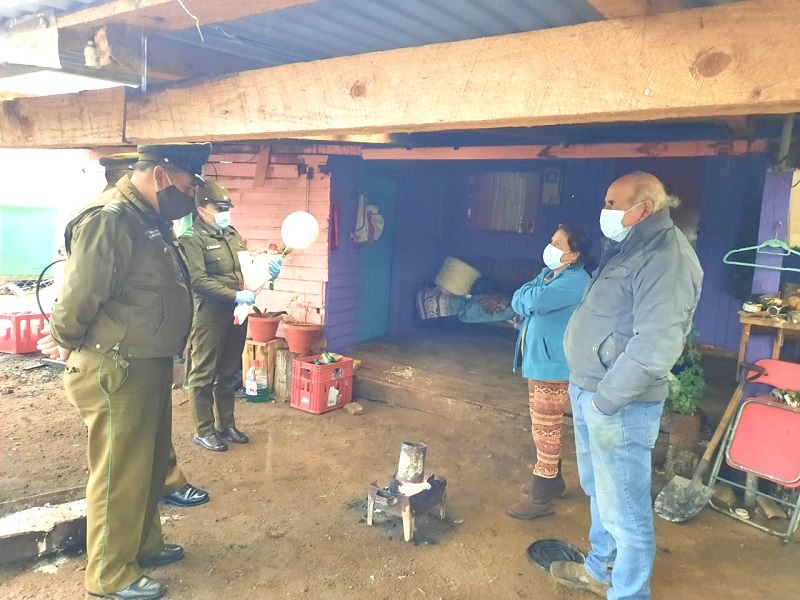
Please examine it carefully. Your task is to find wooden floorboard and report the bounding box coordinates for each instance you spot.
[348,322,529,423]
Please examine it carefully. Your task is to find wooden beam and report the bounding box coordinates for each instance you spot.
[57,0,319,32]
[361,140,771,161]
[3,1,800,147]
[122,1,800,143]
[0,87,125,148]
[587,0,684,19]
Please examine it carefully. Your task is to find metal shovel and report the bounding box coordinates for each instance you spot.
[654,362,764,523]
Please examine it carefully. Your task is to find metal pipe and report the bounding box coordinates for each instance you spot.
[777,114,795,167]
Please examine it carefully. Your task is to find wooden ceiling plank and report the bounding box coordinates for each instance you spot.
[360,140,771,161]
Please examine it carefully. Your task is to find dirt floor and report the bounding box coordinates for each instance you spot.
[1,352,799,600]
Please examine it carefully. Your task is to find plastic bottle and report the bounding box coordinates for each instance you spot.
[245,360,270,403]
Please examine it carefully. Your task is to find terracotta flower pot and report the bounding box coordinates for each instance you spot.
[668,411,702,450]
[248,315,282,343]
[283,322,322,354]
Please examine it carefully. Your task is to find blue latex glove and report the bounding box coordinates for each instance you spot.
[268,257,283,290]
[268,257,283,279]
[235,290,257,305]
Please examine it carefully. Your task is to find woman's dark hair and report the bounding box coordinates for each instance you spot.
[558,223,594,272]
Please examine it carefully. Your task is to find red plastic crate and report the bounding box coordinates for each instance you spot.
[291,354,354,414]
[0,312,49,354]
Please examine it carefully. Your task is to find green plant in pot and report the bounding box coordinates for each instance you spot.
[283,295,323,355]
[666,329,706,450]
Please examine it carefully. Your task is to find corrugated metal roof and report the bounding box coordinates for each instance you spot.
[164,0,745,69]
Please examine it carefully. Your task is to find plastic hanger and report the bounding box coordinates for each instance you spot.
[723,238,800,272]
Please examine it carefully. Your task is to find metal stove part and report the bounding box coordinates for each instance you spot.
[366,475,447,542]
[397,442,427,484]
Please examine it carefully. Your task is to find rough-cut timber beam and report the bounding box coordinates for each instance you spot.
[361,140,771,161]
[2,1,800,147]
[587,0,684,19]
[57,0,319,31]
[0,87,125,147]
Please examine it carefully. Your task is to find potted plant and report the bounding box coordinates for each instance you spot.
[283,294,323,354]
[666,330,706,450]
[248,306,287,343]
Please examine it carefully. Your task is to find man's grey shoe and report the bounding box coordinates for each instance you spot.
[550,560,611,598]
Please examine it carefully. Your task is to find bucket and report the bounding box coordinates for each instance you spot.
[397,442,427,484]
[434,257,481,296]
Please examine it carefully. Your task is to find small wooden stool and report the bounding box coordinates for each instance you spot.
[242,339,284,389]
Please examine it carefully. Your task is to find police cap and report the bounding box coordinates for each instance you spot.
[99,152,138,173]
[196,180,234,210]
[136,143,212,181]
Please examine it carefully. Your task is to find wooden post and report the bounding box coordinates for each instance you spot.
[274,348,300,402]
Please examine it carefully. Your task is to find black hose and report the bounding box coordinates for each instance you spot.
[35,259,66,322]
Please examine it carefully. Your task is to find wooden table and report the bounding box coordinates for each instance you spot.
[737,312,800,377]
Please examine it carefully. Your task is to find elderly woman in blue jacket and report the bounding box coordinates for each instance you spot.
[508,224,591,520]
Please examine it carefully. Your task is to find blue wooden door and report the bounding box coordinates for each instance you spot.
[357,174,398,342]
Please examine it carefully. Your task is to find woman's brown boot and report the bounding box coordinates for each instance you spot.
[508,473,566,519]
[519,460,567,497]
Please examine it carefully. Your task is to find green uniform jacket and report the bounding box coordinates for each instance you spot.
[178,215,246,312]
[51,178,193,359]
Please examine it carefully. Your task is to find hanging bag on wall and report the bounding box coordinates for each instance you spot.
[351,193,384,245]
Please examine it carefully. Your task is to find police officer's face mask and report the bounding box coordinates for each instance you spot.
[155,170,197,221]
[200,206,231,230]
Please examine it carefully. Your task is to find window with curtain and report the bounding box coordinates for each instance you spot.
[466,171,541,232]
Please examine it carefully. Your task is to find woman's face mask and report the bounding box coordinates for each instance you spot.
[599,201,644,242]
[542,244,566,270]
[200,206,231,230]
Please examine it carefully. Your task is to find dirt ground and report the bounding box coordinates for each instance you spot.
[1,353,799,600]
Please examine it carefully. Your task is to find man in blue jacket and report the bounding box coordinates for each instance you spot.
[551,172,703,600]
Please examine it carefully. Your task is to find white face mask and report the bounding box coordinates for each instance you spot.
[599,202,644,242]
[542,244,566,270]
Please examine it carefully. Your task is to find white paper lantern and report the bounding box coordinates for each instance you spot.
[281,211,320,250]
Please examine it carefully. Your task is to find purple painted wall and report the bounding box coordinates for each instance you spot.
[325,157,362,352]
[331,154,770,352]
[693,155,768,351]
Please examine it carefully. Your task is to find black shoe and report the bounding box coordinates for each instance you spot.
[138,544,185,568]
[234,386,246,399]
[193,433,228,452]
[161,484,210,507]
[88,575,165,599]
[217,427,249,444]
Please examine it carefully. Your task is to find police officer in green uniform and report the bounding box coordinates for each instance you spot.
[96,153,210,509]
[180,180,253,452]
[39,143,212,600]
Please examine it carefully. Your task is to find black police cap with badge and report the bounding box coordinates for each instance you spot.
[195,180,234,211]
[137,143,212,183]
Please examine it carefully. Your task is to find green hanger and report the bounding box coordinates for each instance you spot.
[723,238,800,273]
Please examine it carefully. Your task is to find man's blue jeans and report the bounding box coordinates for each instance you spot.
[569,384,664,600]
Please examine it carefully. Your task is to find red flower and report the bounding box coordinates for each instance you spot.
[268,243,279,252]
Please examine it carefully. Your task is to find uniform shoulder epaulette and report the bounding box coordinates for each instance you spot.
[180,228,195,239]
[100,200,125,215]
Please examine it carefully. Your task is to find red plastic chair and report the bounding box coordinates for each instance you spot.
[708,359,800,543]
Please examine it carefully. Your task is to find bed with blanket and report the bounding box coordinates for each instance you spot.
[416,258,541,325]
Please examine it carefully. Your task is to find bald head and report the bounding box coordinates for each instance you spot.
[604,171,679,229]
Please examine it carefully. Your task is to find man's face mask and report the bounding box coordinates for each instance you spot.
[599,202,644,243]
[155,170,196,221]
